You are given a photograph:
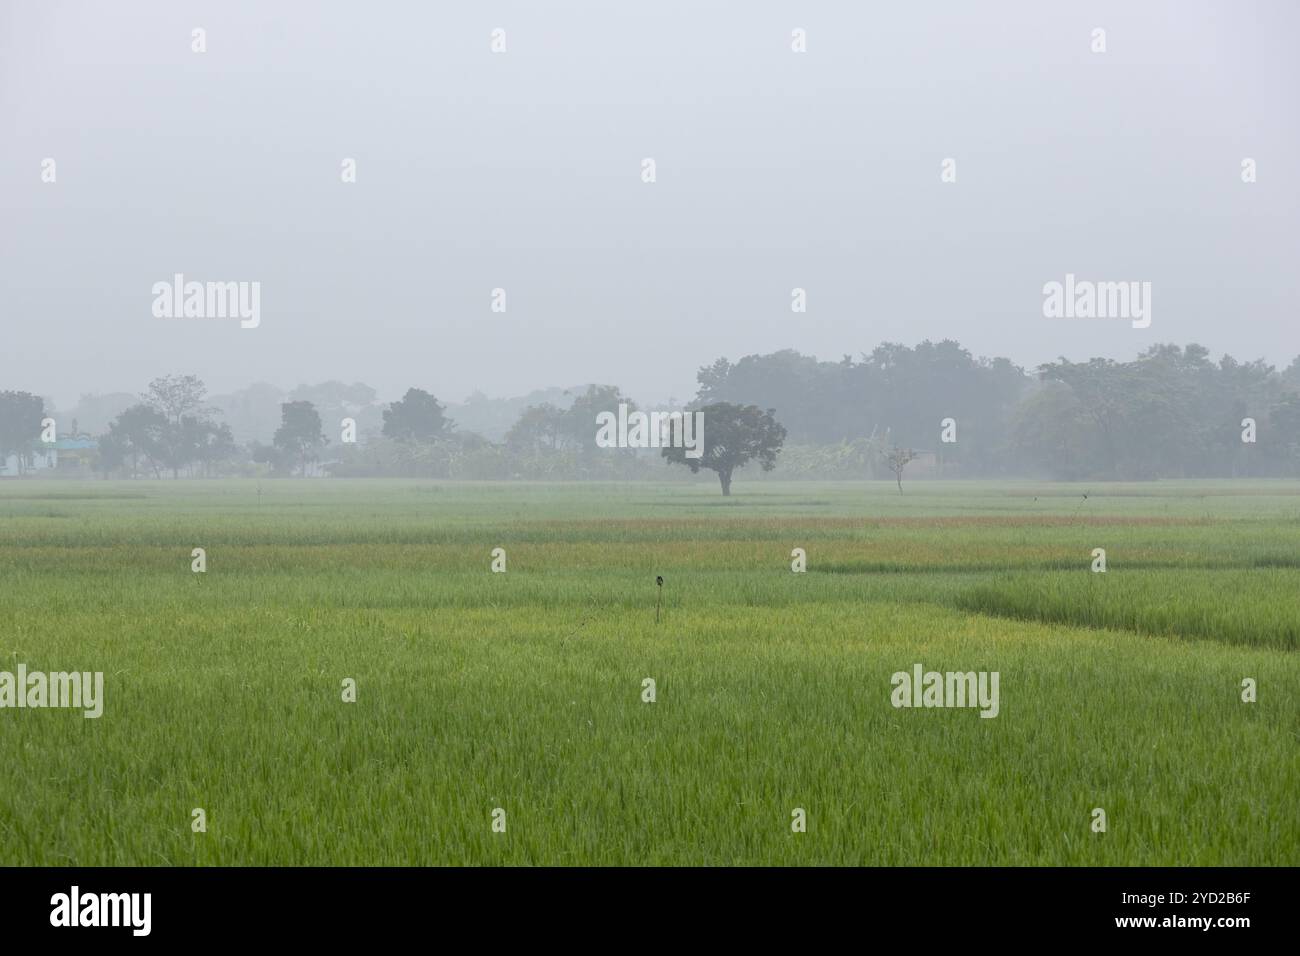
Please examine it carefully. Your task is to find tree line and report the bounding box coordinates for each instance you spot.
[3,340,1299,485]
[693,342,1300,479]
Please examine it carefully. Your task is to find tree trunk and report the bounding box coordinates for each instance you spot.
[719,469,732,496]
[896,472,903,494]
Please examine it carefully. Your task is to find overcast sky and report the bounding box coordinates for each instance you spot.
[3,0,1297,410]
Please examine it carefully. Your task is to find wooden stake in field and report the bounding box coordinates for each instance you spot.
[655,575,663,624]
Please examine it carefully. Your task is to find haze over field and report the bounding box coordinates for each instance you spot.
[1,2,1297,891]
[3,0,1299,410]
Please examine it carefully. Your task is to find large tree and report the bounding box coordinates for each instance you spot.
[383,388,451,442]
[662,402,786,496]
[0,390,45,475]
[273,401,327,476]
[142,374,225,477]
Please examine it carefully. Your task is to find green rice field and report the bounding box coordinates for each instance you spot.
[0,479,1296,865]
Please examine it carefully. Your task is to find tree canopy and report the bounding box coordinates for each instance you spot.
[0,390,46,474]
[382,388,451,442]
[662,402,786,495]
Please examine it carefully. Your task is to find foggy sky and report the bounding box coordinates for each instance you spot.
[3,0,1298,411]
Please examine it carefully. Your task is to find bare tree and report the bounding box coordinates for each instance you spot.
[143,374,210,425]
[882,444,918,494]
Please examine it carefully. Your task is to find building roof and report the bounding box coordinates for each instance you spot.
[12,437,98,452]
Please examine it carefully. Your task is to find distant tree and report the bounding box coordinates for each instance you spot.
[66,392,137,436]
[154,417,195,479]
[189,417,238,477]
[144,374,211,425]
[94,430,127,478]
[383,388,451,442]
[249,440,295,476]
[207,382,286,445]
[290,380,377,410]
[1269,392,1300,475]
[564,385,636,455]
[693,344,1029,466]
[505,402,565,453]
[662,402,786,496]
[1038,358,1140,479]
[289,380,380,443]
[142,374,226,478]
[694,350,850,444]
[104,404,168,478]
[881,444,919,494]
[1281,356,1300,391]
[1039,348,1243,479]
[1010,384,1095,480]
[273,401,327,476]
[0,390,45,475]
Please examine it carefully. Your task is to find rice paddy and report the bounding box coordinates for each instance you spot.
[0,479,1296,865]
